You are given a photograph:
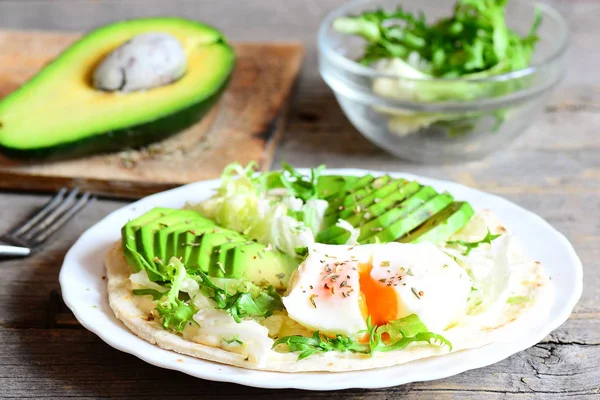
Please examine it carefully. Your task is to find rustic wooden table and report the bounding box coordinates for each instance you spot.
[0,0,598,398]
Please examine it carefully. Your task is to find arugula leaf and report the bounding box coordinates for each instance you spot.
[125,244,167,282]
[132,288,165,300]
[154,258,198,332]
[447,229,502,255]
[273,314,451,360]
[156,298,197,332]
[193,270,284,323]
[333,0,541,78]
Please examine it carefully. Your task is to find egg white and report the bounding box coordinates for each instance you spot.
[283,242,472,337]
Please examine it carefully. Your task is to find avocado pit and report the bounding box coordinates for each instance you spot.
[93,32,187,92]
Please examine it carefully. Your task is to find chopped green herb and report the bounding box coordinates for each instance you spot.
[411,287,421,299]
[273,314,451,360]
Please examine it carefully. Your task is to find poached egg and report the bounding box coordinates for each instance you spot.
[283,243,472,338]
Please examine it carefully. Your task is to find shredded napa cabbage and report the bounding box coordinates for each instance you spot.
[189,162,328,258]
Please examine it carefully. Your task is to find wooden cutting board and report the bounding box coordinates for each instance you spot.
[0,30,303,199]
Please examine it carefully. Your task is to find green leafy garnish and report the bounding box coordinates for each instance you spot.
[193,270,284,323]
[273,314,451,360]
[257,162,326,202]
[223,336,244,345]
[333,0,542,77]
[507,296,530,305]
[132,288,165,300]
[154,259,198,332]
[447,229,502,255]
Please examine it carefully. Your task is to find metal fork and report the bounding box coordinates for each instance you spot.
[1,188,94,258]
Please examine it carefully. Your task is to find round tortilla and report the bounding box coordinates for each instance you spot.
[106,228,553,372]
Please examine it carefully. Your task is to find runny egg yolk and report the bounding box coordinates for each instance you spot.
[358,263,397,326]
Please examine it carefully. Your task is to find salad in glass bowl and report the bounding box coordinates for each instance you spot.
[318,0,568,163]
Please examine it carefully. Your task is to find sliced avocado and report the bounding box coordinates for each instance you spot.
[164,223,217,264]
[316,175,359,200]
[357,186,438,242]
[365,193,455,244]
[338,177,407,220]
[0,18,235,160]
[400,201,475,244]
[316,179,418,244]
[150,216,216,265]
[212,241,249,278]
[325,174,375,217]
[226,244,297,288]
[136,210,207,269]
[191,232,247,274]
[121,207,177,271]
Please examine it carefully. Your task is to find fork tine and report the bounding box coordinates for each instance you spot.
[9,187,67,237]
[21,188,80,240]
[30,192,94,245]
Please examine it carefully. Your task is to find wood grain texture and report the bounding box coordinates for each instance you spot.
[0,0,598,398]
[0,30,303,198]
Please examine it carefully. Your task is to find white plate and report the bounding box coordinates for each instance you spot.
[59,169,582,390]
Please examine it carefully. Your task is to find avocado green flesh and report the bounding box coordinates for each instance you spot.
[324,175,393,226]
[365,193,455,244]
[0,17,235,160]
[316,180,420,244]
[155,219,216,264]
[316,175,359,200]
[121,207,294,289]
[325,175,374,217]
[401,201,475,244]
[138,210,210,268]
[122,207,178,270]
[184,231,245,271]
[338,178,406,220]
[357,186,438,242]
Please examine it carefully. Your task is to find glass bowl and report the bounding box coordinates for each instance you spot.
[318,0,569,163]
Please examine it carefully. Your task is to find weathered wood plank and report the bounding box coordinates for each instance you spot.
[0,328,598,399]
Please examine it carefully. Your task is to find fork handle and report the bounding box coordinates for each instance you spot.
[0,245,31,258]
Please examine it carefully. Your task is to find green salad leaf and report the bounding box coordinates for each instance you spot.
[193,270,284,323]
[273,314,451,360]
[132,288,165,300]
[333,0,542,77]
[153,258,198,332]
[447,228,502,255]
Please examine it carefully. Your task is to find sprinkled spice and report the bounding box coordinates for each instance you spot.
[406,268,414,276]
[330,274,340,281]
[379,278,387,283]
[340,280,348,288]
[411,287,421,299]
[309,295,317,308]
[309,285,314,290]
[380,261,390,267]
[418,290,424,297]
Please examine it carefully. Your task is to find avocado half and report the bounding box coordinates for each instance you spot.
[0,18,235,161]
